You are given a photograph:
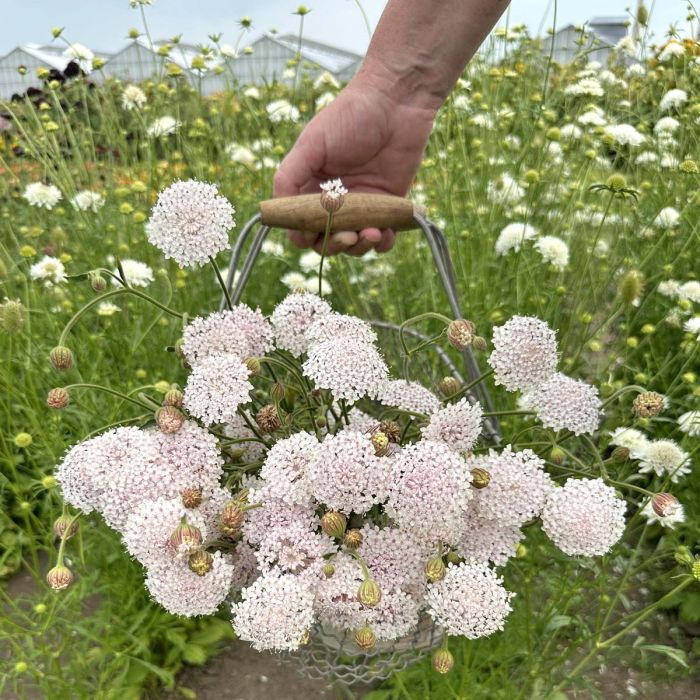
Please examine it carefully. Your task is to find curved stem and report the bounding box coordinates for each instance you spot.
[64,383,154,411]
[210,256,233,310]
[318,211,334,296]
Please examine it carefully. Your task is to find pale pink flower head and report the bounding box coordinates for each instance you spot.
[145,552,235,616]
[182,306,273,366]
[55,427,157,522]
[271,292,332,357]
[256,522,336,580]
[420,398,482,451]
[243,496,318,546]
[426,562,514,638]
[541,478,626,556]
[308,430,392,514]
[306,312,377,346]
[455,512,522,566]
[358,524,432,593]
[231,573,316,651]
[303,338,388,403]
[146,179,235,267]
[386,440,473,542]
[379,379,441,415]
[259,432,318,506]
[122,496,208,568]
[183,353,253,426]
[523,372,602,435]
[487,316,558,392]
[470,446,553,527]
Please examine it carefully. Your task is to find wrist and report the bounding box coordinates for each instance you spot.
[352,55,445,114]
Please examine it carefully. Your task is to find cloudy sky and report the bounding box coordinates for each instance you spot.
[2,0,692,56]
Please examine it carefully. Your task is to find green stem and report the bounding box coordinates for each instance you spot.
[210,256,233,310]
[318,211,334,296]
[64,384,154,412]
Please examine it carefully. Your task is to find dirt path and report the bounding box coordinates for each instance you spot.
[162,641,353,700]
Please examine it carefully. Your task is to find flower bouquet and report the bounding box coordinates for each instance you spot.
[46,179,682,678]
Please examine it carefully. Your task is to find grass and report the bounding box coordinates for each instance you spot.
[1,19,699,699]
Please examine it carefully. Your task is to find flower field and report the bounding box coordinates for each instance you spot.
[1,15,700,700]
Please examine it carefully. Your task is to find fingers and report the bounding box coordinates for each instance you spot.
[311,231,358,255]
[291,228,398,256]
[288,230,317,249]
[375,229,396,253]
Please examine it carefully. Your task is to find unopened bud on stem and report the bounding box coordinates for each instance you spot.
[447,319,476,350]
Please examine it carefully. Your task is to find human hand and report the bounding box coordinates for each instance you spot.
[273,71,437,256]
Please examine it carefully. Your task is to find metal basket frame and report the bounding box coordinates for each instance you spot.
[221,210,501,441]
[219,209,501,683]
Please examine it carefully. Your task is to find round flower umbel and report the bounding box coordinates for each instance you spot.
[523,372,602,436]
[387,440,473,542]
[146,179,235,267]
[488,316,558,392]
[182,306,274,366]
[455,513,523,567]
[469,446,552,527]
[420,398,482,451]
[426,562,514,639]
[303,338,388,403]
[308,431,392,514]
[183,353,253,426]
[379,379,441,415]
[541,478,626,556]
[258,432,319,506]
[231,573,315,652]
[271,292,332,357]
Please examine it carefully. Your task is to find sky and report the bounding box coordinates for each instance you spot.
[1,0,693,57]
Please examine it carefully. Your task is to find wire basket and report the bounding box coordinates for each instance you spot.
[222,195,500,682]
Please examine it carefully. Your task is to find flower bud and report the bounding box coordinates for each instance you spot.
[432,648,454,674]
[181,487,203,509]
[425,556,446,582]
[320,511,347,539]
[358,578,382,607]
[371,431,389,457]
[188,549,213,576]
[319,179,347,212]
[245,357,261,375]
[473,336,488,352]
[632,391,664,418]
[651,493,680,518]
[674,545,693,566]
[447,319,476,350]
[220,501,245,538]
[53,515,78,539]
[49,345,74,370]
[323,562,335,578]
[271,382,286,403]
[343,528,363,550]
[611,446,630,463]
[47,564,74,590]
[89,272,107,292]
[379,420,401,443]
[47,387,70,409]
[445,551,462,565]
[169,522,202,550]
[618,270,644,304]
[354,624,376,651]
[163,388,184,408]
[438,377,460,397]
[156,406,184,434]
[255,404,281,434]
[0,299,27,334]
[549,446,565,465]
[470,467,490,489]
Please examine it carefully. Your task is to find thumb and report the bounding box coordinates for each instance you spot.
[273,123,326,198]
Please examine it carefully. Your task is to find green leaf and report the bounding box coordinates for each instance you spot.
[188,620,229,646]
[182,644,208,665]
[641,644,688,669]
[545,615,572,631]
[680,592,700,623]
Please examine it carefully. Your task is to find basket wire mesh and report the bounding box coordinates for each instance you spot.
[221,209,500,683]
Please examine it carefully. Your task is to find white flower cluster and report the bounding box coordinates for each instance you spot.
[489,316,602,435]
[52,261,631,654]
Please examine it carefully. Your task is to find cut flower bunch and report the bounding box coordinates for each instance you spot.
[46,179,690,673]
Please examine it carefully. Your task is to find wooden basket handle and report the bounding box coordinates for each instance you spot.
[259,193,423,232]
